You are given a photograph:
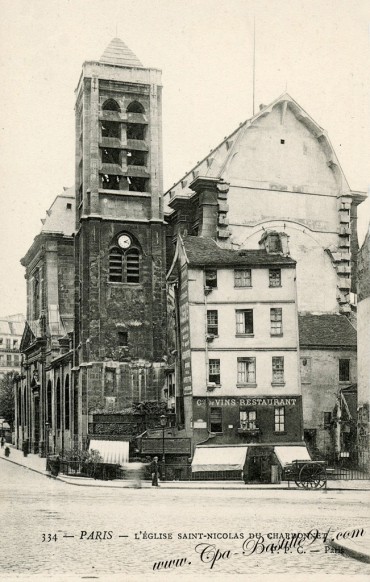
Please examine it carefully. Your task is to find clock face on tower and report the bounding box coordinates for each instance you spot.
[117,234,131,249]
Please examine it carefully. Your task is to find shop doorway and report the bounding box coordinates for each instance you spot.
[244,450,272,483]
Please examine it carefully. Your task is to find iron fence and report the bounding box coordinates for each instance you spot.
[58,460,122,480]
[326,466,370,480]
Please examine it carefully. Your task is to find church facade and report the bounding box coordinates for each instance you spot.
[15,39,168,457]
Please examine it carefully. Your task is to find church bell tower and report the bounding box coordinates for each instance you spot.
[74,39,167,438]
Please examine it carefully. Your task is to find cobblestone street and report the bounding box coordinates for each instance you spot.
[0,460,369,581]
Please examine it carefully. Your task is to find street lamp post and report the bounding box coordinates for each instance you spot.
[160,414,166,481]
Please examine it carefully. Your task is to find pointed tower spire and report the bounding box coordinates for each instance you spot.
[100,38,143,68]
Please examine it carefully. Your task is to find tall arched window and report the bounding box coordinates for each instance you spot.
[47,380,52,425]
[109,237,141,283]
[65,375,70,431]
[56,378,61,429]
[102,99,120,112]
[126,248,140,283]
[127,101,145,114]
[73,385,79,436]
[109,248,124,282]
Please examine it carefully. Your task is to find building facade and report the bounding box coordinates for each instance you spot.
[357,226,370,470]
[298,314,357,459]
[164,96,365,460]
[15,190,75,453]
[0,314,24,378]
[167,232,306,482]
[16,39,169,458]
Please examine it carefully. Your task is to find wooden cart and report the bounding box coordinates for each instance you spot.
[284,459,327,489]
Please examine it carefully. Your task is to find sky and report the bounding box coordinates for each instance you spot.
[0,0,369,317]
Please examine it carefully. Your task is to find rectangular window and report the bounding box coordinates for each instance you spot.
[272,357,284,384]
[13,339,18,348]
[339,359,350,382]
[0,338,3,346]
[237,358,256,384]
[269,268,281,287]
[234,269,252,287]
[210,407,222,433]
[118,331,128,346]
[240,410,257,430]
[208,359,220,385]
[300,357,311,383]
[274,407,285,432]
[13,355,20,366]
[102,147,120,164]
[101,120,121,139]
[324,412,332,428]
[205,269,217,288]
[270,308,283,335]
[236,309,254,335]
[6,339,11,350]
[6,355,12,365]
[207,310,218,335]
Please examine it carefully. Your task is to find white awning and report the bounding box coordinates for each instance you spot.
[191,446,248,472]
[274,445,311,468]
[89,440,129,465]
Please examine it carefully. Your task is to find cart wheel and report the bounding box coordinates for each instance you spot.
[299,463,326,489]
[294,480,304,488]
[317,468,327,489]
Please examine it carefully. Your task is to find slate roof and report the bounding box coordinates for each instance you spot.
[298,314,357,348]
[182,236,296,267]
[100,38,143,68]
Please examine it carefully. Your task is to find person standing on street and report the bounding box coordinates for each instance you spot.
[1,437,5,448]
[150,456,160,487]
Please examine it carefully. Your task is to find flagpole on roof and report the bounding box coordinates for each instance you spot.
[253,15,256,116]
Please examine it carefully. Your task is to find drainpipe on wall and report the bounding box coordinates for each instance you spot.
[204,268,209,392]
[334,393,342,461]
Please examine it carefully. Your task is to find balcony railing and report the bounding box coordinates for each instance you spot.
[237,426,260,436]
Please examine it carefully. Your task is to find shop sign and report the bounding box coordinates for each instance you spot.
[196,397,298,407]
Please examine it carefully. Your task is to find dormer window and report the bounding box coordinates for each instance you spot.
[269,234,282,252]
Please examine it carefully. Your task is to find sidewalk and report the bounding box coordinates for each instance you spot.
[329,528,370,564]
[1,444,370,491]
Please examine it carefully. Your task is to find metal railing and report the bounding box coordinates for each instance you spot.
[58,460,122,480]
